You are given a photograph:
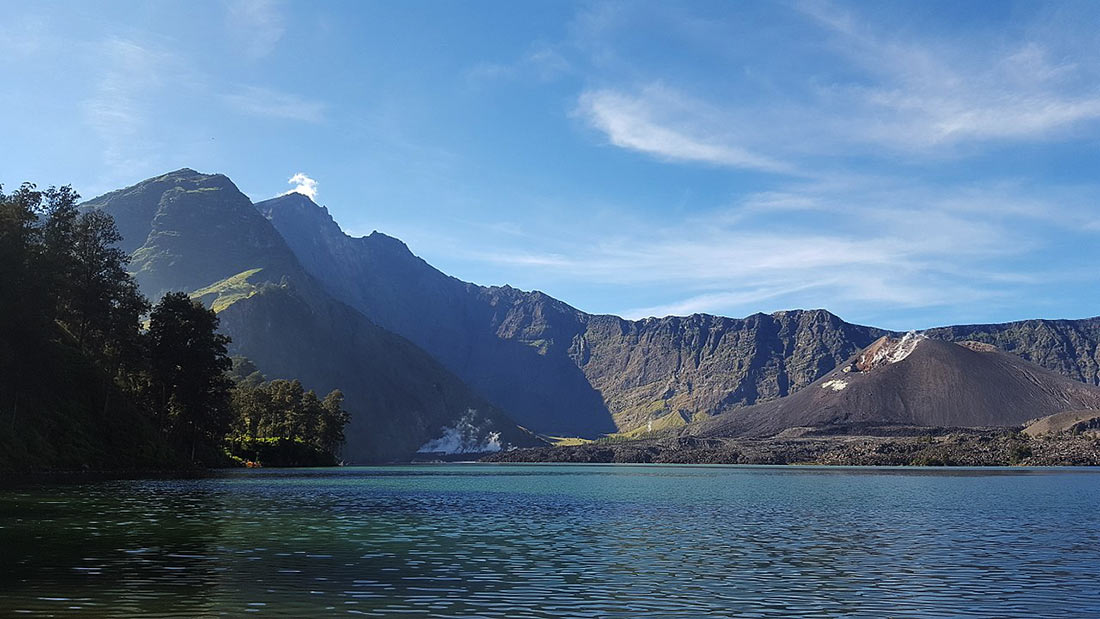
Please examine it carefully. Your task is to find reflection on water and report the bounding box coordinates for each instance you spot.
[2,465,1100,617]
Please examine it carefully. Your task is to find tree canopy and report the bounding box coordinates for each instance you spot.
[0,181,351,471]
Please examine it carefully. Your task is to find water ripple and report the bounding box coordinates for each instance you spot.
[2,465,1099,617]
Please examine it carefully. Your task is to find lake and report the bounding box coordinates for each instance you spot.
[2,464,1099,617]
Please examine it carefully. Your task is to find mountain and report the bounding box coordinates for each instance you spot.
[257,193,615,436]
[258,192,1100,438]
[258,193,888,436]
[686,334,1100,439]
[84,170,1100,449]
[83,170,303,301]
[924,318,1100,386]
[83,169,540,462]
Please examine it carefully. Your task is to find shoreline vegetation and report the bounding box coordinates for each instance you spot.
[482,426,1100,467]
[0,181,350,474]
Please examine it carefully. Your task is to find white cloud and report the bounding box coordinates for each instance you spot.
[224,85,325,122]
[467,44,571,84]
[572,2,1100,168]
[433,171,1097,323]
[576,87,792,173]
[281,172,318,200]
[227,0,285,59]
[798,1,1100,148]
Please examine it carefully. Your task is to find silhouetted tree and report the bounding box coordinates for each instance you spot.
[318,389,351,455]
[148,292,233,461]
[0,184,48,427]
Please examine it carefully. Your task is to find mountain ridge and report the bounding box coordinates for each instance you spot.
[84,168,1100,445]
[257,188,1100,438]
[686,335,1100,438]
[82,169,542,462]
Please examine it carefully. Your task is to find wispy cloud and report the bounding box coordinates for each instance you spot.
[799,1,1100,148]
[576,86,792,173]
[224,85,325,122]
[572,2,1100,168]
[435,172,1097,323]
[0,12,48,57]
[280,172,318,199]
[226,0,285,60]
[467,44,571,84]
[81,38,170,173]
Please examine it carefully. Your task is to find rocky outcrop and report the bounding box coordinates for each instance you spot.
[576,310,885,430]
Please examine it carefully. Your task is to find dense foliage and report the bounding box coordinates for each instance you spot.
[226,358,350,465]
[0,182,349,470]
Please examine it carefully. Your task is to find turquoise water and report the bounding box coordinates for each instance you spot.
[2,464,1099,617]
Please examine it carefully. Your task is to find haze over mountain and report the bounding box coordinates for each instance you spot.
[82,169,540,462]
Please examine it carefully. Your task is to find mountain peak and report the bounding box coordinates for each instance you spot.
[149,167,229,185]
[851,332,927,372]
[365,230,408,247]
[256,192,338,233]
[271,190,321,206]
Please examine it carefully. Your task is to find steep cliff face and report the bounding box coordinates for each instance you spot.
[925,318,1100,386]
[259,194,889,435]
[83,170,540,461]
[689,337,1100,438]
[578,310,886,430]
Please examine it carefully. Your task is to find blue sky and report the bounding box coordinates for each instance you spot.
[2,0,1099,330]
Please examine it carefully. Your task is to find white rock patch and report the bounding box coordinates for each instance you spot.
[416,409,503,454]
[876,331,925,365]
[821,379,848,391]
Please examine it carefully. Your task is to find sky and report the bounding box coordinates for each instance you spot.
[2,0,1099,330]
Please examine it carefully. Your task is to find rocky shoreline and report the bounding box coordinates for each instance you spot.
[483,429,1100,466]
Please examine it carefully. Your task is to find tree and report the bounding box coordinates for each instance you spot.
[64,210,148,356]
[225,368,351,462]
[37,185,80,324]
[148,292,233,461]
[0,184,48,427]
[318,389,351,455]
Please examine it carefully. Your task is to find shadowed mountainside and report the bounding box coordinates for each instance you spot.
[83,169,540,462]
[258,193,888,436]
[257,194,615,436]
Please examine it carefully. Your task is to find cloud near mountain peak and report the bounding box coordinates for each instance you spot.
[281,172,318,200]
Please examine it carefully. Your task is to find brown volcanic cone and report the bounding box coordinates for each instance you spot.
[687,335,1100,438]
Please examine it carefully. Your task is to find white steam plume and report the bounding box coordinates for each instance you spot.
[281,172,318,200]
